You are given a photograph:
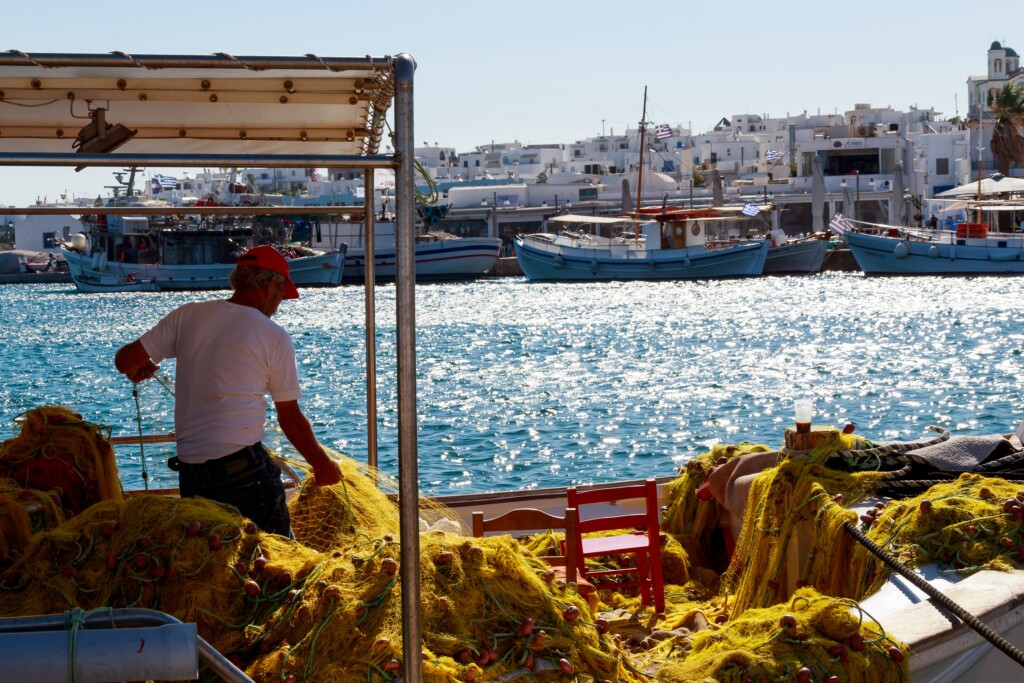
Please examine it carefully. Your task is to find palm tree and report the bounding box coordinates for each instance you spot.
[987,84,1024,175]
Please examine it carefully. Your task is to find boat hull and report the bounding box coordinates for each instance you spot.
[764,239,829,274]
[514,235,768,281]
[63,246,346,291]
[845,231,1024,275]
[71,274,160,293]
[342,237,503,281]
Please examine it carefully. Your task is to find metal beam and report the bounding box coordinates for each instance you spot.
[0,153,395,168]
[0,206,366,216]
[392,52,423,683]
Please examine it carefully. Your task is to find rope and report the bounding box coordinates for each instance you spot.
[131,384,149,491]
[63,607,116,682]
[842,521,1024,669]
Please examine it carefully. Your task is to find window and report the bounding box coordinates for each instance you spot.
[995,58,1003,73]
[619,141,629,149]
[936,158,949,175]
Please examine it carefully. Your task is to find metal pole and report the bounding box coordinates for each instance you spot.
[364,168,378,476]
[392,53,423,683]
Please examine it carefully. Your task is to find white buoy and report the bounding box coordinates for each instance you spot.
[894,242,909,259]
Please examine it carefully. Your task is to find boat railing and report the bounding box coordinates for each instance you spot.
[0,608,254,683]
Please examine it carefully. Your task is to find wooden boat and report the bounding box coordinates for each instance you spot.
[514,91,769,282]
[842,221,1024,276]
[515,210,768,281]
[70,272,160,293]
[763,233,831,274]
[310,219,502,280]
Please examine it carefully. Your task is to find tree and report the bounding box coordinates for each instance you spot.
[987,84,1024,175]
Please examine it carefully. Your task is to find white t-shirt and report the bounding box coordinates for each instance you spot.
[140,300,301,463]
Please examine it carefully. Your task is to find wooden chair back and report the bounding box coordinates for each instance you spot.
[471,507,578,584]
[566,478,664,612]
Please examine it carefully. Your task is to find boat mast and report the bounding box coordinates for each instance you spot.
[975,123,984,225]
[635,86,648,239]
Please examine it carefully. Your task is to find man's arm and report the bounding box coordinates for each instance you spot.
[114,340,159,383]
[275,399,342,486]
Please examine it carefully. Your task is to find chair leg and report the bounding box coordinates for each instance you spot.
[637,551,650,606]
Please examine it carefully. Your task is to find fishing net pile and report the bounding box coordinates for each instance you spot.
[0,406,121,565]
[3,405,1024,682]
[0,406,642,683]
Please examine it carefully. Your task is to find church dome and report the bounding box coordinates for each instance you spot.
[1006,47,1019,57]
[991,41,1003,50]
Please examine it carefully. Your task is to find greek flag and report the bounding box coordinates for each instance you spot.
[829,213,854,236]
[741,203,760,217]
[765,149,784,163]
[153,174,177,190]
[655,124,673,140]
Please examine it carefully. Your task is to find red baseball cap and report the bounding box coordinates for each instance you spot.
[235,246,299,299]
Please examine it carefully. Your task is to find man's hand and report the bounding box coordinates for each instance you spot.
[114,340,158,383]
[312,454,342,486]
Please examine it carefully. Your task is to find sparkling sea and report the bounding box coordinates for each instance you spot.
[2,274,1023,496]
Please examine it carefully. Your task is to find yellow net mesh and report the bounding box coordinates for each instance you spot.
[4,407,1021,682]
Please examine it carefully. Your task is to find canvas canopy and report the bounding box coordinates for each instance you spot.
[935,175,1024,197]
[0,53,395,158]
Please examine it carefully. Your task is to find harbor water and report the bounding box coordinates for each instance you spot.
[1,273,1022,496]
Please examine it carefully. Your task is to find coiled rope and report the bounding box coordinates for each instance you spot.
[843,521,1024,669]
[63,607,116,682]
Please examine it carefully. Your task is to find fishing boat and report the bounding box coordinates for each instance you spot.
[837,217,1024,275]
[309,218,502,280]
[515,209,769,281]
[763,232,831,275]
[514,90,769,282]
[70,272,160,293]
[61,193,347,292]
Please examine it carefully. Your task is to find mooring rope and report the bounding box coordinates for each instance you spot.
[843,521,1024,668]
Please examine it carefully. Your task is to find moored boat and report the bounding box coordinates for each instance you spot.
[70,272,160,293]
[63,205,346,292]
[310,219,502,281]
[515,210,769,281]
[839,220,1024,275]
[763,232,831,274]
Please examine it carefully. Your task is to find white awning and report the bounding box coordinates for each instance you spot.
[551,214,636,224]
[0,53,393,157]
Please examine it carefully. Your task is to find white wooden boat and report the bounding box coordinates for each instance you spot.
[71,272,160,293]
[310,220,501,280]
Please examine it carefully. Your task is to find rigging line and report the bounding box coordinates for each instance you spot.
[131,383,149,491]
[843,521,1024,668]
[152,371,175,397]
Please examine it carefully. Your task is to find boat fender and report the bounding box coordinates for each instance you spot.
[928,245,939,259]
[91,251,108,271]
[590,259,598,275]
[552,254,564,268]
[893,241,909,259]
[682,256,691,268]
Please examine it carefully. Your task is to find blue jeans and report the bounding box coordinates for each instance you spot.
[172,443,291,536]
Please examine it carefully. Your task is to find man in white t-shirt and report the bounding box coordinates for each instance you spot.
[114,246,342,535]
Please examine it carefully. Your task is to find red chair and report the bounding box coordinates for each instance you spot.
[471,507,579,586]
[567,478,665,613]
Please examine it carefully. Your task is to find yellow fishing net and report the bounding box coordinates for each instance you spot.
[3,407,1021,683]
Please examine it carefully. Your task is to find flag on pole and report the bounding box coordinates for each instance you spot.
[654,124,673,140]
[741,203,760,217]
[153,174,177,189]
[829,213,854,236]
[765,149,784,163]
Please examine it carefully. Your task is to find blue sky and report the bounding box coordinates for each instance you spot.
[0,1,1010,205]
